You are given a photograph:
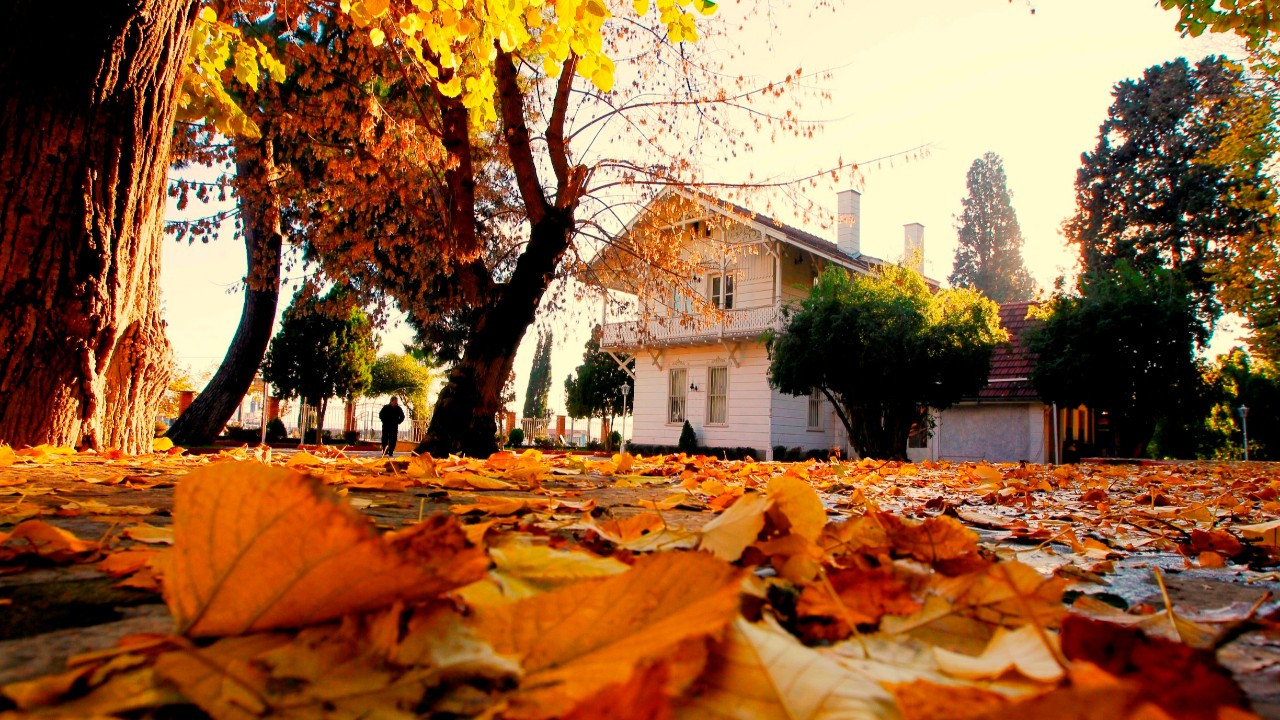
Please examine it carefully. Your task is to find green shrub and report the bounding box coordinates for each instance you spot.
[265,417,287,442]
[508,428,525,447]
[772,445,787,460]
[678,421,698,453]
[610,430,622,449]
[343,430,360,444]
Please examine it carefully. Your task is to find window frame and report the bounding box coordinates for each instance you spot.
[706,366,728,426]
[668,367,688,424]
[807,389,823,431]
[709,272,735,309]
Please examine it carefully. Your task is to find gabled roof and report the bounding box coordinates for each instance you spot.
[975,300,1042,401]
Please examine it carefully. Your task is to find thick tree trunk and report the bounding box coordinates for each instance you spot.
[165,145,283,446]
[0,0,196,453]
[418,211,574,457]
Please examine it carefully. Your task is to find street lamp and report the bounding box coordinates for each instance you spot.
[1239,405,1250,461]
[619,384,630,454]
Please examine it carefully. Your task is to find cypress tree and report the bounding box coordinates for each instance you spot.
[949,152,1036,302]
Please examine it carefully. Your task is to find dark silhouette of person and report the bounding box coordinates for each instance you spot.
[379,397,405,457]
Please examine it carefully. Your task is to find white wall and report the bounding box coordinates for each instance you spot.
[769,388,845,457]
[913,402,1046,463]
[630,342,773,454]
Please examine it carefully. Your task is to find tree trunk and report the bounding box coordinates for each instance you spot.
[165,144,283,446]
[0,0,196,453]
[418,211,574,457]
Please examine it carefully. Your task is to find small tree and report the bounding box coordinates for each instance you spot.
[263,288,375,445]
[766,265,1006,460]
[1027,263,1207,458]
[367,353,437,441]
[564,328,634,445]
[523,330,554,420]
[949,152,1036,302]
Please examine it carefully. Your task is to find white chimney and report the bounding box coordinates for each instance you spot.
[904,223,924,273]
[836,189,861,257]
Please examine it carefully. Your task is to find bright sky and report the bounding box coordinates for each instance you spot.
[160,0,1249,418]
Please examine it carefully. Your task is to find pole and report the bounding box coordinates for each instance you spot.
[1052,402,1060,465]
[620,385,629,455]
[259,376,268,446]
[1240,405,1250,461]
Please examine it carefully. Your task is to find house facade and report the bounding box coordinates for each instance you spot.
[595,188,915,459]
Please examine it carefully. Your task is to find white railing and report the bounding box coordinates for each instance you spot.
[600,305,782,348]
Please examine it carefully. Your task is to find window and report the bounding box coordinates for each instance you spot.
[709,273,734,309]
[908,416,930,448]
[668,368,687,423]
[707,366,728,424]
[807,390,823,430]
[672,288,693,314]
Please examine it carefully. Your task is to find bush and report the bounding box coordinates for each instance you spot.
[586,440,602,452]
[786,447,803,462]
[266,417,287,442]
[225,427,261,444]
[805,448,831,461]
[508,428,525,448]
[772,445,787,460]
[678,421,698,453]
[610,430,622,449]
[343,430,360,444]
[534,435,554,449]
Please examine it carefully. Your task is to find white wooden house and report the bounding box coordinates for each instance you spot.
[591,188,923,459]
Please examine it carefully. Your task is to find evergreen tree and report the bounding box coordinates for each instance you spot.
[949,152,1036,302]
[564,329,634,439]
[1064,56,1274,327]
[522,330,553,419]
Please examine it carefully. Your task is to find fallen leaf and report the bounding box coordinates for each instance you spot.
[472,551,741,719]
[0,520,97,563]
[699,491,768,561]
[152,437,174,453]
[462,536,629,602]
[0,444,16,467]
[162,462,488,636]
[285,450,326,467]
[887,679,1011,720]
[675,617,897,719]
[933,625,1064,682]
[122,523,174,545]
[796,566,922,633]
[766,473,827,541]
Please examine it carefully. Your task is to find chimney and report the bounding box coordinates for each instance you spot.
[903,223,924,273]
[836,189,861,257]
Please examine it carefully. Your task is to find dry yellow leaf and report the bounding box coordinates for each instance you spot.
[676,617,896,719]
[933,625,1064,682]
[699,491,768,561]
[122,523,174,544]
[472,551,741,719]
[285,450,325,467]
[767,473,826,541]
[0,519,97,563]
[162,462,488,636]
[0,444,16,467]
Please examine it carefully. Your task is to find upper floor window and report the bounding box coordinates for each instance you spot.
[710,273,734,309]
[672,288,693,314]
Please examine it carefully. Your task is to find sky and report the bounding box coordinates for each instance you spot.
[160,0,1248,419]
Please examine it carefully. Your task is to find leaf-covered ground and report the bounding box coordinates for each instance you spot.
[0,443,1278,719]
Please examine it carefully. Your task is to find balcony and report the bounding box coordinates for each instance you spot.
[600,305,782,349]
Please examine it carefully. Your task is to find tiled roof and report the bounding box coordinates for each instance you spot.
[974,300,1042,401]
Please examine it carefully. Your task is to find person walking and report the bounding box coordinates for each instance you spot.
[379,396,405,457]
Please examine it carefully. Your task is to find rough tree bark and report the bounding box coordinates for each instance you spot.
[0,0,197,452]
[165,141,283,446]
[417,51,584,458]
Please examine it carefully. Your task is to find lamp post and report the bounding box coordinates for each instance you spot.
[1239,405,1250,461]
[619,384,630,454]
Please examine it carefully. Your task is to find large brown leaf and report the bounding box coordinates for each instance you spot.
[162,462,488,636]
[471,551,742,719]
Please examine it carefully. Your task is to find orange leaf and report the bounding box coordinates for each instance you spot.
[98,550,157,577]
[162,462,487,636]
[591,512,666,543]
[471,552,741,719]
[887,679,1010,720]
[796,566,921,631]
[0,520,96,563]
[766,474,826,541]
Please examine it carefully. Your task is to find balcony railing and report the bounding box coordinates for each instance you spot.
[600,305,782,348]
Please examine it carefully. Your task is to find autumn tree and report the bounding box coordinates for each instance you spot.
[367,353,437,439]
[766,265,1007,460]
[263,288,376,444]
[0,2,200,453]
[1205,348,1280,460]
[1064,56,1275,327]
[1028,263,1207,458]
[948,152,1036,302]
[564,329,634,442]
[316,0,852,458]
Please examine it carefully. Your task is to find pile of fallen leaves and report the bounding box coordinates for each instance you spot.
[1,443,1278,719]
